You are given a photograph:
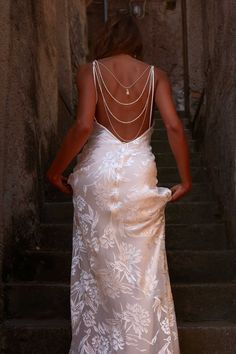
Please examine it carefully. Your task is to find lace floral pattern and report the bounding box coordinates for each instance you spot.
[68,121,180,353]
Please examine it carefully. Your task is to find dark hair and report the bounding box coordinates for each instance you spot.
[93,12,143,60]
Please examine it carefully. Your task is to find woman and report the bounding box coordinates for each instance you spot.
[47,12,191,354]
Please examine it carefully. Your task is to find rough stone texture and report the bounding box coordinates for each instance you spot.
[0,1,88,351]
[87,0,185,110]
[69,0,89,111]
[193,0,236,246]
[0,1,11,348]
[186,0,205,118]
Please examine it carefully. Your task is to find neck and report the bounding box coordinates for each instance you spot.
[114,53,135,59]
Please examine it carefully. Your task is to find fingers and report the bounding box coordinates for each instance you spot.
[169,184,189,202]
[61,176,73,194]
[170,190,182,202]
[59,183,73,195]
[47,174,73,195]
[169,190,180,202]
[59,178,73,195]
[61,175,68,182]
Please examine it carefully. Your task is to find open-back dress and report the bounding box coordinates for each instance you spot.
[67,58,180,354]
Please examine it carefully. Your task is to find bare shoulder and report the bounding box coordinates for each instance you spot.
[76,62,93,87]
[154,67,171,84]
[153,66,172,94]
[76,62,92,77]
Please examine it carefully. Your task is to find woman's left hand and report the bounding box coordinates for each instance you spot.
[46,172,73,195]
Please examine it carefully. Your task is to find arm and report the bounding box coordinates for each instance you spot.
[154,68,192,201]
[46,63,96,194]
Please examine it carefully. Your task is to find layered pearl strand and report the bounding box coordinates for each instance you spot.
[93,60,154,142]
[96,60,150,97]
[94,60,152,106]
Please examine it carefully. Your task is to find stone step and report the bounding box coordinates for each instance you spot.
[165,184,214,202]
[153,121,191,131]
[154,110,187,119]
[152,139,197,153]
[4,282,70,320]
[165,201,223,224]
[161,182,214,201]
[41,201,224,224]
[34,222,227,252]
[155,151,202,167]
[155,109,186,117]
[3,318,236,354]
[154,117,191,130]
[3,319,71,354]
[168,190,214,202]
[32,224,73,252]
[166,223,228,250]
[178,320,236,354]
[4,282,236,322]
[156,166,208,183]
[173,283,236,322]
[152,128,193,141]
[167,250,236,282]
[8,250,236,283]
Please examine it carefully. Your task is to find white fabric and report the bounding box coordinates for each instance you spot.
[67,117,180,353]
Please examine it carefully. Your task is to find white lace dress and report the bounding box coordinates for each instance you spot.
[67,60,180,354]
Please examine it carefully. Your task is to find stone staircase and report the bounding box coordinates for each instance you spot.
[2,111,236,354]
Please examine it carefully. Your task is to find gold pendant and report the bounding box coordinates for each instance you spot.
[126,88,130,96]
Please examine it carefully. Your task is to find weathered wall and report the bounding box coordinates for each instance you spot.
[186,0,205,118]
[194,0,236,245]
[142,0,184,110]
[0,0,88,349]
[87,0,185,110]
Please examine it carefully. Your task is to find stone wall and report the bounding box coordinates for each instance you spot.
[193,0,236,245]
[0,0,88,349]
[186,0,205,117]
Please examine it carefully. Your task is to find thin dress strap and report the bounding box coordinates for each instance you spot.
[92,61,98,104]
[149,66,155,128]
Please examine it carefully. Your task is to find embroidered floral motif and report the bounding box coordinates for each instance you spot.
[109,326,125,350]
[92,335,110,353]
[122,303,151,337]
[100,224,115,249]
[68,122,180,353]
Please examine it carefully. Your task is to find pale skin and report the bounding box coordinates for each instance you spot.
[47,54,192,202]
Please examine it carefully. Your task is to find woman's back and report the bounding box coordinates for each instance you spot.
[93,54,156,142]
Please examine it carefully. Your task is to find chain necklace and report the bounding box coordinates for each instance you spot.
[94,65,153,124]
[94,60,152,106]
[96,59,150,96]
[103,100,149,142]
[92,60,155,142]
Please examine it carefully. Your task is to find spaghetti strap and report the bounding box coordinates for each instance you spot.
[92,61,98,104]
[149,66,155,128]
